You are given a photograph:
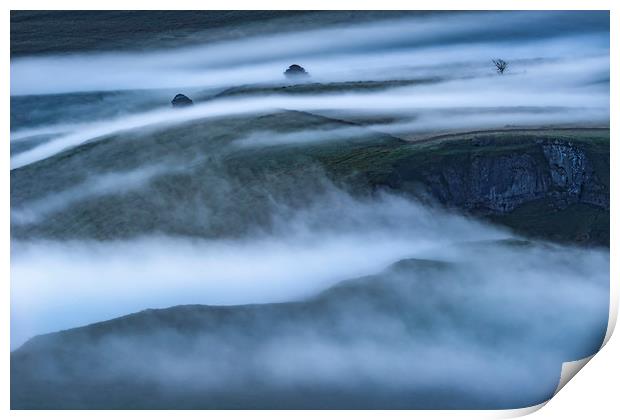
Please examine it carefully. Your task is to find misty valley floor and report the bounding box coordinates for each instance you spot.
[10,249,609,409]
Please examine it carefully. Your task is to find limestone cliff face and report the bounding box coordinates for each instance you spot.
[541,141,608,209]
[388,137,609,215]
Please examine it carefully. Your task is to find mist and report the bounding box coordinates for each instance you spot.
[10,189,504,347]
[10,55,609,168]
[11,163,177,225]
[10,185,609,407]
[10,187,609,407]
[10,10,610,409]
[10,11,609,168]
[10,11,609,95]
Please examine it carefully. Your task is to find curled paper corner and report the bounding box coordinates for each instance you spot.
[494,401,548,418]
[496,356,597,419]
[551,293,618,396]
[601,292,618,348]
[545,282,620,398]
[512,307,617,417]
[553,355,595,397]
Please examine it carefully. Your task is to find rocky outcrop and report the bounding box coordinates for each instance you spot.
[387,137,609,215]
[541,141,608,209]
[171,93,193,107]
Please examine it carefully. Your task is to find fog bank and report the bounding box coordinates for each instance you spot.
[10,11,609,95]
[11,190,508,348]
[11,56,609,168]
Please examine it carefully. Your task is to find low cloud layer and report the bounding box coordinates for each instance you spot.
[11,164,176,225]
[10,55,610,168]
[10,11,609,95]
[11,189,609,408]
[11,190,507,347]
[10,11,609,168]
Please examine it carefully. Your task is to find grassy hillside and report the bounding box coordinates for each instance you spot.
[10,110,609,244]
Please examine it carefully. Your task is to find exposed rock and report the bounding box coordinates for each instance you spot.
[284,64,309,79]
[171,93,193,107]
[386,137,609,215]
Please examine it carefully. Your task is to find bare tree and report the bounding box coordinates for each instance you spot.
[492,59,508,75]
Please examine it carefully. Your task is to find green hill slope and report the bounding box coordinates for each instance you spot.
[11,109,609,245]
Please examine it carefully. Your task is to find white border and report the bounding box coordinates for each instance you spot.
[3,1,617,419]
